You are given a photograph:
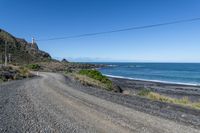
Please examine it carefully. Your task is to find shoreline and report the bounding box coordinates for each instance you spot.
[107,74,200,102]
[64,74,200,129]
[104,74,200,87]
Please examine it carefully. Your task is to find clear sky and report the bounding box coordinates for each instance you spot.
[1,0,200,62]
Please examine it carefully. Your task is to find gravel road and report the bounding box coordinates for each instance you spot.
[0,72,199,133]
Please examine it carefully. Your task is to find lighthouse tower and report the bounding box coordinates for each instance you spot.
[31,37,39,50]
[32,37,35,44]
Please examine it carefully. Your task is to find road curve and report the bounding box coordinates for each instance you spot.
[0,72,199,133]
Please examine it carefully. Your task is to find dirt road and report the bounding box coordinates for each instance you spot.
[0,72,199,133]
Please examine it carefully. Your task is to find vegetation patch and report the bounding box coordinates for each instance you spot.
[138,89,151,96]
[137,89,200,110]
[27,64,41,71]
[0,66,32,82]
[79,70,113,89]
[19,67,32,78]
[69,69,122,92]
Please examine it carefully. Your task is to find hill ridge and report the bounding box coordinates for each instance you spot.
[0,28,51,64]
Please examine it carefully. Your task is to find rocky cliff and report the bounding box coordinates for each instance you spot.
[0,29,51,64]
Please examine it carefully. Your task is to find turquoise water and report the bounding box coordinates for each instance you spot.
[97,63,200,86]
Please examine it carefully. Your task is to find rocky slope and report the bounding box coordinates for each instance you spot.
[0,29,51,64]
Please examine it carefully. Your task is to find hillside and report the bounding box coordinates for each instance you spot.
[0,29,51,65]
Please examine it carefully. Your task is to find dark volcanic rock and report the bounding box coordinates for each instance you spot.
[0,66,20,81]
[62,58,69,63]
[112,83,123,93]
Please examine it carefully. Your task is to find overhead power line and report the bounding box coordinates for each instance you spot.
[36,17,200,42]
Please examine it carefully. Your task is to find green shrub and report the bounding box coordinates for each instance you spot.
[78,69,113,90]
[79,70,110,82]
[27,64,40,71]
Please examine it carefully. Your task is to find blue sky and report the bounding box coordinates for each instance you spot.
[1,0,200,62]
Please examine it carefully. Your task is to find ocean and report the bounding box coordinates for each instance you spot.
[96,63,200,86]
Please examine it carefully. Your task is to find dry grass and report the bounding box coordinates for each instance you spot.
[71,73,112,91]
[0,66,32,82]
[138,89,200,110]
[18,67,31,78]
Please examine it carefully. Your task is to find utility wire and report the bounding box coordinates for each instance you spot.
[36,17,200,42]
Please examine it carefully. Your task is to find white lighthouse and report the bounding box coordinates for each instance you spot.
[32,37,35,44]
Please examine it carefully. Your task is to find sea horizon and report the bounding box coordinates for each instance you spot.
[79,61,200,64]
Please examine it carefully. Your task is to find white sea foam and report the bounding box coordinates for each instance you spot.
[107,65,118,67]
[104,74,200,86]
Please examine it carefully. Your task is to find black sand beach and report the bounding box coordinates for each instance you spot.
[110,77,200,102]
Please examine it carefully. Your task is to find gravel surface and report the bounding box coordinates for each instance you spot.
[66,75,200,129]
[0,72,199,133]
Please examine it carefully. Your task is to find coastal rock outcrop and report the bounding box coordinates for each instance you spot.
[62,58,69,63]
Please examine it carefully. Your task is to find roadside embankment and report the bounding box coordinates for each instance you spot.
[0,66,33,82]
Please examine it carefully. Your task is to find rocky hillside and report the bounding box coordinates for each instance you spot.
[0,29,51,64]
